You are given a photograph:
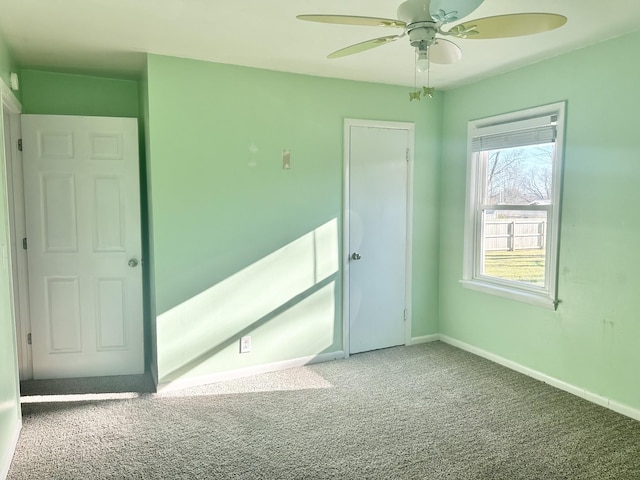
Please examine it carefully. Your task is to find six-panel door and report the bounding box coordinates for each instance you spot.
[21,115,144,379]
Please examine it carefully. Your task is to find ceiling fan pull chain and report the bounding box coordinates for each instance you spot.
[422,63,434,100]
[410,56,421,101]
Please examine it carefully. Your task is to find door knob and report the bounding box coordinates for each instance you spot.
[351,252,362,261]
[128,258,139,268]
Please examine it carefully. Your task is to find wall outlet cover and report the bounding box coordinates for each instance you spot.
[240,336,251,353]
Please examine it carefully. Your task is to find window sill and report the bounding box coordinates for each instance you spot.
[459,279,558,311]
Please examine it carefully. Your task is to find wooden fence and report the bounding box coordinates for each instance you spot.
[484,219,546,251]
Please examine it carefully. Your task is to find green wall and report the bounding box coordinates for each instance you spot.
[0,32,21,477]
[0,30,20,101]
[20,69,139,117]
[0,36,14,86]
[439,30,640,411]
[146,54,442,383]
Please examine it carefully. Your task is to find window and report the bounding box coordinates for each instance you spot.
[461,102,566,309]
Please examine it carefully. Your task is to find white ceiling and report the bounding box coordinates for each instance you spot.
[1,0,640,89]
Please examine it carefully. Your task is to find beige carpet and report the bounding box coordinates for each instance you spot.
[8,342,640,479]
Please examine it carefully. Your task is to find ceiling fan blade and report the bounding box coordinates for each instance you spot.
[297,14,406,28]
[430,0,484,24]
[328,35,401,59]
[447,13,567,39]
[429,38,462,64]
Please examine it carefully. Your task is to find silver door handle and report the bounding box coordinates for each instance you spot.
[128,258,139,268]
[351,252,362,261]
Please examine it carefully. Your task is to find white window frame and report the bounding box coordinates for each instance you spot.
[461,102,566,310]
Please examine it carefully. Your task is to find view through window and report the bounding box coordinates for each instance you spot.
[480,143,553,286]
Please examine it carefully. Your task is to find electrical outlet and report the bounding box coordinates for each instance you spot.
[240,335,251,354]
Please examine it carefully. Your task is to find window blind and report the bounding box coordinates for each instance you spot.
[472,122,556,152]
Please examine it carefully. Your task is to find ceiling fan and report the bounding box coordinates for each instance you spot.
[297,0,567,75]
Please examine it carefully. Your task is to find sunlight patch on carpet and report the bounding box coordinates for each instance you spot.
[154,366,333,398]
[21,392,141,404]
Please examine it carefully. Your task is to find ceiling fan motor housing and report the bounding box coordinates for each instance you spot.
[398,0,438,48]
[408,22,437,47]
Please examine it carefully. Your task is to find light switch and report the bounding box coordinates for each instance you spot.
[282,150,291,170]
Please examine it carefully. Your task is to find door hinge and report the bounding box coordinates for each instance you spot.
[406,148,410,162]
[27,333,32,345]
[404,308,408,322]
[22,238,27,250]
[18,139,22,152]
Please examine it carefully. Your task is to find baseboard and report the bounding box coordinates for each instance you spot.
[407,334,440,346]
[0,420,21,480]
[439,335,640,422]
[157,350,346,393]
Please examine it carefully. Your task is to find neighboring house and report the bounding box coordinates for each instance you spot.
[2,26,640,477]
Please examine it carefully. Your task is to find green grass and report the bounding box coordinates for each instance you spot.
[484,249,545,285]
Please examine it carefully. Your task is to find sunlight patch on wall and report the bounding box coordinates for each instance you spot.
[176,281,338,382]
[254,282,336,356]
[156,219,339,381]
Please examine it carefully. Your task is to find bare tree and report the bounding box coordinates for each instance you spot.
[519,146,553,203]
[485,145,552,205]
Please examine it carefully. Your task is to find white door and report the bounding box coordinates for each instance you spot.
[347,121,412,354]
[21,114,144,379]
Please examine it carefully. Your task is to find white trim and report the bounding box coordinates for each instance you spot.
[2,101,30,380]
[407,334,440,346]
[404,127,415,347]
[0,419,21,480]
[341,121,351,357]
[609,400,640,422]
[156,350,346,393]
[342,118,415,357]
[459,279,557,310]
[0,80,23,480]
[1,81,29,381]
[439,335,640,423]
[0,78,22,114]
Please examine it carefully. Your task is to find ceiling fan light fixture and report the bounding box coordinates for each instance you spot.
[416,47,430,72]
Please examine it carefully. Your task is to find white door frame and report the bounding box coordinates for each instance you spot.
[342,118,414,357]
[1,80,30,380]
